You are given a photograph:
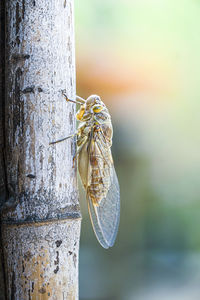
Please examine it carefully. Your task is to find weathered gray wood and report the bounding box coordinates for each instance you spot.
[0,0,6,299]
[2,219,80,299]
[0,0,6,206]
[1,0,81,299]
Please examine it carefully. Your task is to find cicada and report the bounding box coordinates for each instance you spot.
[50,93,120,248]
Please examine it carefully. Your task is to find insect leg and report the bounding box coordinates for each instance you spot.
[49,133,76,145]
[76,95,86,103]
[62,92,86,105]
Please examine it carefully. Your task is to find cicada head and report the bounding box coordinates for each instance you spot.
[76,95,108,122]
[86,95,105,114]
[86,95,101,106]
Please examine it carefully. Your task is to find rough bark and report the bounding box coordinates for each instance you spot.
[0,0,6,299]
[0,0,6,209]
[1,0,81,299]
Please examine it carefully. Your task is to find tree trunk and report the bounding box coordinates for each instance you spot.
[1,0,81,299]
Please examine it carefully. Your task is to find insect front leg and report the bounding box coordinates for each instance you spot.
[62,92,86,105]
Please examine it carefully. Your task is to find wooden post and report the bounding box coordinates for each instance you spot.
[0,0,6,299]
[1,0,81,299]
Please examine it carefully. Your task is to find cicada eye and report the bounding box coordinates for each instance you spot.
[93,105,103,113]
[95,96,102,105]
[76,106,85,120]
[95,96,101,101]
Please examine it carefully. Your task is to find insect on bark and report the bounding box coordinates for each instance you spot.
[50,93,120,248]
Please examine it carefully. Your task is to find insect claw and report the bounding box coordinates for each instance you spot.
[62,92,77,104]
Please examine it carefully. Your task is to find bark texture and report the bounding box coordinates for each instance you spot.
[0,0,6,299]
[1,0,81,299]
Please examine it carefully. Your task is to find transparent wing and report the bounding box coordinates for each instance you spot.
[87,139,120,248]
[87,165,120,248]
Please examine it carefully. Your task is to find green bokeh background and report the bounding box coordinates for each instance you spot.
[75,1,200,299]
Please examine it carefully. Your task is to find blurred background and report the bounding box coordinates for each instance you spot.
[75,0,200,299]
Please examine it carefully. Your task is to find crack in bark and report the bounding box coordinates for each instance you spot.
[26,174,36,179]
[22,0,25,19]
[22,86,35,94]
[12,53,30,63]
[37,87,43,92]
[15,2,21,45]
[55,240,62,247]
[13,67,23,143]
[11,272,16,300]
